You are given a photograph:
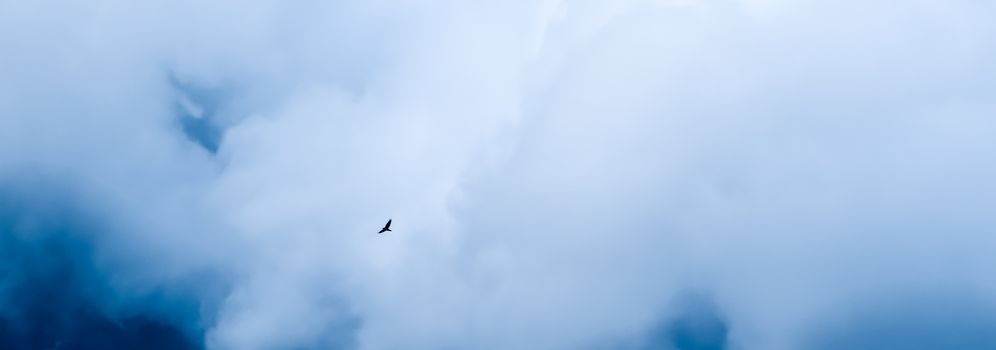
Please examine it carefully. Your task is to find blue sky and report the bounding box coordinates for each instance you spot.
[2,1,996,349]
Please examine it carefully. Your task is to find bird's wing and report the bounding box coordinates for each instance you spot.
[385,219,392,229]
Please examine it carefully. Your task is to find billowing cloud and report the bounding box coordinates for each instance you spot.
[2,0,996,349]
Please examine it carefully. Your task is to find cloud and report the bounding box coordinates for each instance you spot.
[0,178,203,349]
[2,0,996,349]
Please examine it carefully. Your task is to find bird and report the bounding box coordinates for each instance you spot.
[378,219,392,234]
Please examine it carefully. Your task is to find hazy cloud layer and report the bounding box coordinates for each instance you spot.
[2,1,996,349]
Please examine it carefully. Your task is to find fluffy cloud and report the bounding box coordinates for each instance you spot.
[2,0,995,349]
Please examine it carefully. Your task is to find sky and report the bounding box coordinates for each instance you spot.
[1,0,996,349]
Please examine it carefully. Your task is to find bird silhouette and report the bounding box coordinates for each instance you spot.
[378,219,392,234]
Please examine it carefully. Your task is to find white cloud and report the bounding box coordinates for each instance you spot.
[2,0,996,349]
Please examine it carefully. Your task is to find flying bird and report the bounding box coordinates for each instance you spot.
[378,219,392,234]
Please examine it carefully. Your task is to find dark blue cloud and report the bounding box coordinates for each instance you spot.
[0,181,204,350]
[596,292,729,350]
[805,292,996,350]
[644,293,729,350]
